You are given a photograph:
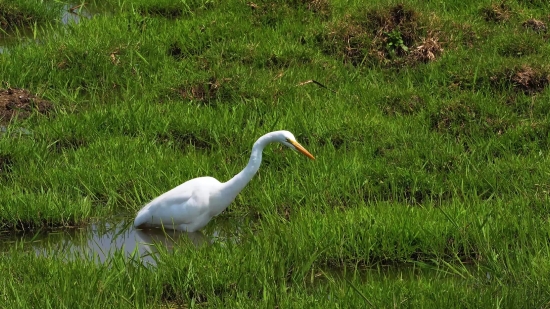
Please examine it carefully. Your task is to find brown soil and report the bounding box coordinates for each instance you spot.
[492,65,550,94]
[522,18,547,33]
[509,66,549,94]
[481,2,512,23]
[0,88,52,124]
[322,4,443,67]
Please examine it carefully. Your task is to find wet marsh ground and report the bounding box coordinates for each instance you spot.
[1,0,550,307]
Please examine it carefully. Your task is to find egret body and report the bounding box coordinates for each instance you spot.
[134,130,314,232]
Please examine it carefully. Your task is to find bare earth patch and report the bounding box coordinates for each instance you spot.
[0,88,52,124]
[321,4,443,67]
[509,66,549,93]
[481,2,512,23]
[492,65,550,94]
[522,18,547,33]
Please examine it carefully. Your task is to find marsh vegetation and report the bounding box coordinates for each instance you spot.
[1,0,550,307]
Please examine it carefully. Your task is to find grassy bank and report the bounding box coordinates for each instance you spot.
[1,0,550,307]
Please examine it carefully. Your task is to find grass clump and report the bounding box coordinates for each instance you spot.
[481,2,513,23]
[522,18,548,32]
[319,3,443,67]
[491,65,550,94]
[0,0,62,31]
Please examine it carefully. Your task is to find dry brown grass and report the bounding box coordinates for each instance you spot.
[481,2,512,23]
[522,18,547,33]
[492,65,550,94]
[320,4,444,68]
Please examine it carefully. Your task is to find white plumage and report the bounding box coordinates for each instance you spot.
[134,130,314,232]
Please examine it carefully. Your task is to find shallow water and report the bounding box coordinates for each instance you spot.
[0,126,32,136]
[0,3,97,53]
[60,4,95,25]
[0,218,241,265]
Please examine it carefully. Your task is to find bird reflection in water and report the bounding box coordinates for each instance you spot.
[134,227,208,257]
[0,220,219,265]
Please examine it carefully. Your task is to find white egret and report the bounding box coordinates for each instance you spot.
[134,130,315,232]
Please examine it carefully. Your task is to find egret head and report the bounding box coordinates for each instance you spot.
[278,131,315,160]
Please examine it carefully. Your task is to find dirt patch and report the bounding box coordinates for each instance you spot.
[481,2,512,23]
[319,4,442,67]
[491,65,549,94]
[522,18,547,33]
[0,88,52,124]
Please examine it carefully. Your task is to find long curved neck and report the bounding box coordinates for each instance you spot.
[220,133,278,200]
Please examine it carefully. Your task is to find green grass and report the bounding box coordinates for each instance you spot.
[1,0,550,307]
[0,0,64,32]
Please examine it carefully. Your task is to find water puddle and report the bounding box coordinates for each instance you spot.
[0,218,485,287]
[0,126,32,136]
[0,218,243,265]
[61,4,95,25]
[0,3,99,53]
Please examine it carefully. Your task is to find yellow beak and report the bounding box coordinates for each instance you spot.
[289,140,315,160]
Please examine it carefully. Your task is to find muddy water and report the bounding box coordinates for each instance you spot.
[0,218,241,265]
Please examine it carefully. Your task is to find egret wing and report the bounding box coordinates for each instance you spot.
[134,177,219,228]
